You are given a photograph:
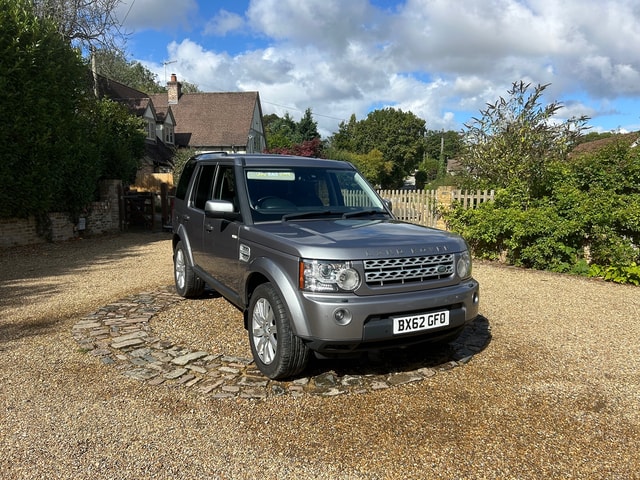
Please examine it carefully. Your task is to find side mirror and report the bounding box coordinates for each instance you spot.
[204,200,239,220]
[383,199,393,212]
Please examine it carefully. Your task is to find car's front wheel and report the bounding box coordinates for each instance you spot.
[248,283,310,379]
[173,241,204,298]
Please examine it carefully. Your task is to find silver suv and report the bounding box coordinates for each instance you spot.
[172,153,479,379]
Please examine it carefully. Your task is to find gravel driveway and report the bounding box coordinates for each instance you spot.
[1,232,638,479]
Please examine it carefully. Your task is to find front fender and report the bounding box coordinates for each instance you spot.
[245,256,311,337]
[173,224,196,268]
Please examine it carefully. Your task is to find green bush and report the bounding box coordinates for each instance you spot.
[445,139,640,283]
[0,0,146,222]
[589,264,640,286]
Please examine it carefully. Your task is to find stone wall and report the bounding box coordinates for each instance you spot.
[0,180,122,248]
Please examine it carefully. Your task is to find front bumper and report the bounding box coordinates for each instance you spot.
[295,279,479,354]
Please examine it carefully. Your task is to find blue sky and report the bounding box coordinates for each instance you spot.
[116,0,640,138]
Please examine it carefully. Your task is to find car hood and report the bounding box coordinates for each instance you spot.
[245,218,467,259]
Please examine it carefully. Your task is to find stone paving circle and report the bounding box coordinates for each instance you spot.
[72,287,491,400]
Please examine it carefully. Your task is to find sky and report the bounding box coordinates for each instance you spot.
[115,0,640,138]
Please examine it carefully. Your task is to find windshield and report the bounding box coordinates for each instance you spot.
[245,167,387,223]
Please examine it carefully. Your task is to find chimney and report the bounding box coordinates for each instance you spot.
[167,73,181,104]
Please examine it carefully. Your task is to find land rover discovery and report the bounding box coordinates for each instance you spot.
[172,153,479,379]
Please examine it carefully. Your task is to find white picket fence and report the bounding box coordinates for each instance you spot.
[377,188,495,227]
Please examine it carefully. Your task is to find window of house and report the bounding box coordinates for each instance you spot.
[146,120,155,140]
[165,126,174,144]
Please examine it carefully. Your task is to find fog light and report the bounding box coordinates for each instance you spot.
[333,308,352,325]
[473,292,479,304]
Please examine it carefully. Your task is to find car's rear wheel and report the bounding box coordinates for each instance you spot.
[248,283,310,379]
[173,241,204,298]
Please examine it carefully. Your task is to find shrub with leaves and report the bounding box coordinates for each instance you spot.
[446,137,640,283]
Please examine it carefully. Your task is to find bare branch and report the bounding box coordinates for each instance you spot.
[31,0,126,52]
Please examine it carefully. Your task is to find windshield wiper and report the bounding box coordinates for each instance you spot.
[342,209,386,219]
[282,210,340,221]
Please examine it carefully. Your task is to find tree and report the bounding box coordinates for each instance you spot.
[266,138,323,158]
[93,49,165,93]
[265,112,299,149]
[30,0,125,51]
[92,49,202,96]
[424,130,463,171]
[264,110,321,154]
[460,81,589,199]
[1,0,94,217]
[298,108,319,141]
[90,98,145,183]
[172,147,198,185]
[445,137,640,277]
[1,0,147,224]
[330,108,427,188]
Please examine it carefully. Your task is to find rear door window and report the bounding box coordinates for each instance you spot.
[191,164,216,210]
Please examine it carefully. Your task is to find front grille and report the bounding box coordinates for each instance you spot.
[364,254,455,286]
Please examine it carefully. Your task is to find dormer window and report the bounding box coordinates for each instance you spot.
[165,125,174,145]
[146,119,156,141]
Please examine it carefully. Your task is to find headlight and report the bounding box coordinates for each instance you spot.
[457,251,472,279]
[300,259,361,292]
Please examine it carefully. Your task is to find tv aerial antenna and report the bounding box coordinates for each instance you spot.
[163,60,177,83]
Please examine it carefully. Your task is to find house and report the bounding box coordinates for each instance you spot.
[97,73,267,182]
[569,131,640,157]
[95,74,175,178]
[149,74,267,154]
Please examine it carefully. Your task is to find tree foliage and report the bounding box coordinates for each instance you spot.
[460,81,589,199]
[330,108,427,188]
[1,0,91,217]
[172,147,198,186]
[325,148,393,187]
[424,130,463,164]
[266,138,323,158]
[265,112,299,149]
[264,110,322,156]
[297,108,320,142]
[1,0,145,221]
[445,81,639,283]
[93,49,164,93]
[445,136,640,280]
[92,49,202,94]
[90,98,145,183]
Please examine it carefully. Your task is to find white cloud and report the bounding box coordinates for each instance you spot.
[204,10,245,36]
[116,0,199,31]
[131,0,640,135]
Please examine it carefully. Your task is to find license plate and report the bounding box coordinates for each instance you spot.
[392,310,450,334]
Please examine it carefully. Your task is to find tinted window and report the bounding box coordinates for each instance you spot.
[175,159,197,200]
[192,165,216,210]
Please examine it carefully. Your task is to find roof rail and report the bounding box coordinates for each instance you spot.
[195,150,228,156]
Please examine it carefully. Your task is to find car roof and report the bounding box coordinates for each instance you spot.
[192,152,355,170]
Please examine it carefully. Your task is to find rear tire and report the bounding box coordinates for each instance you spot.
[248,283,310,379]
[173,241,204,298]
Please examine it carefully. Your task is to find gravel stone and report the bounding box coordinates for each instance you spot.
[1,232,639,479]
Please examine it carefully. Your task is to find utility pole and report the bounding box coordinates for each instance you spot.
[438,129,446,178]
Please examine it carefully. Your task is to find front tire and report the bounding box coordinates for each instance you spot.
[173,241,204,298]
[248,283,310,379]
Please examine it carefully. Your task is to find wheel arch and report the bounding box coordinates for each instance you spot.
[172,225,195,267]
[243,257,311,337]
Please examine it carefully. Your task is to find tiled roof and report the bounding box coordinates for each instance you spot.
[569,132,640,157]
[148,91,260,148]
[95,75,146,102]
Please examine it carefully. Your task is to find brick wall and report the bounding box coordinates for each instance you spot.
[0,180,122,248]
